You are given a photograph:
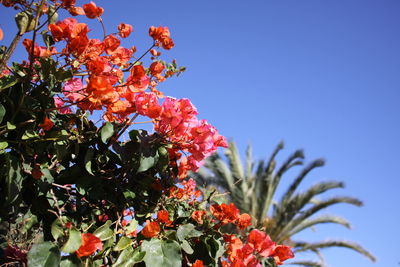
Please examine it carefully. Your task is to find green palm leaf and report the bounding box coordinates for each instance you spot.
[193,140,375,265]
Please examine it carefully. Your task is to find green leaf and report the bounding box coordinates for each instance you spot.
[176,224,202,241]
[15,11,33,34]
[42,32,55,50]
[0,141,8,150]
[47,5,58,24]
[137,153,158,173]
[60,256,82,267]
[4,154,23,204]
[181,240,194,254]
[0,104,5,122]
[100,122,114,144]
[6,121,16,130]
[123,190,135,200]
[123,219,138,235]
[0,76,17,91]
[22,129,39,140]
[114,236,133,251]
[51,218,64,240]
[27,242,61,267]
[93,220,114,241]
[141,239,182,267]
[113,247,145,267]
[84,147,95,175]
[61,228,82,253]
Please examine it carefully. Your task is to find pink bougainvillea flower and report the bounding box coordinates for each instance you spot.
[54,97,72,114]
[63,78,84,102]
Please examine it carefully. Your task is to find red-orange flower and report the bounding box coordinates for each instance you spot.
[210,203,240,225]
[148,26,174,50]
[103,34,120,54]
[141,220,160,238]
[118,23,133,38]
[60,0,76,8]
[247,229,275,257]
[38,116,54,131]
[273,245,294,265]
[192,260,204,267]
[83,1,104,19]
[157,210,172,225]
[31,164,43,180]
[0,27,3,41]
[76,233,102,258]
[149,61,164,76]
[191,210,207,224]
[237,213,252,229]
[68,6,85,16]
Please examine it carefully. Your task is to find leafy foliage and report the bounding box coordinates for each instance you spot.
[193,141,376,266]
[0,1,294,266]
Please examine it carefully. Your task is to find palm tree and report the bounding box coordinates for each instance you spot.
[192,141,375,267]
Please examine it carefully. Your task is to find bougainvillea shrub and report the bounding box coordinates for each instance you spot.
[0,0,294,266]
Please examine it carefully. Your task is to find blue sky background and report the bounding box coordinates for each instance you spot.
[1,0,399,266]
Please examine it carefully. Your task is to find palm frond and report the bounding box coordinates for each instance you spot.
[203,153,233,192]
[279,159,326,208]
[286,261,324,267]
[279,196,362,238]
[277,215,351,243]
[293,240,376,262]
[257,142,287,221]
[195,141,375,265]
[273,181,345,236]
[224,141,245,183]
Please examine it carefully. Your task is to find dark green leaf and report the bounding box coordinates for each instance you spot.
[181,240,194,254]
[47,5,58,24]
[0,76,17,91]
[15,11,33,34]
[84,147,95,175]
[137,153,158,173]
[177,224,202,241]
[61,228,82,253]
[0,104,5,123]
[93,220,114,241]
[60,256,82,267]
[113,247,145,267]
[51,218,64,240]
[4,154,23,204]
[114,236,132,251]
[27,242,61,267]
[141,239,181,267]
[100,122,114,144]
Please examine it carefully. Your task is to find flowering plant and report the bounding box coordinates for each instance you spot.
[0,1,294,266]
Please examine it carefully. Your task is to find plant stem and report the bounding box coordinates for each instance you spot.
[0,33,22,74]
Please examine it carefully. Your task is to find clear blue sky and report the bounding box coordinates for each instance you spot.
[1,0,399,266]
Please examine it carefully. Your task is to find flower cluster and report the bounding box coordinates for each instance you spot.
[0,1,295,267]
[210,203,252,230]
[154,97,228,176]
[223,229,294,266]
